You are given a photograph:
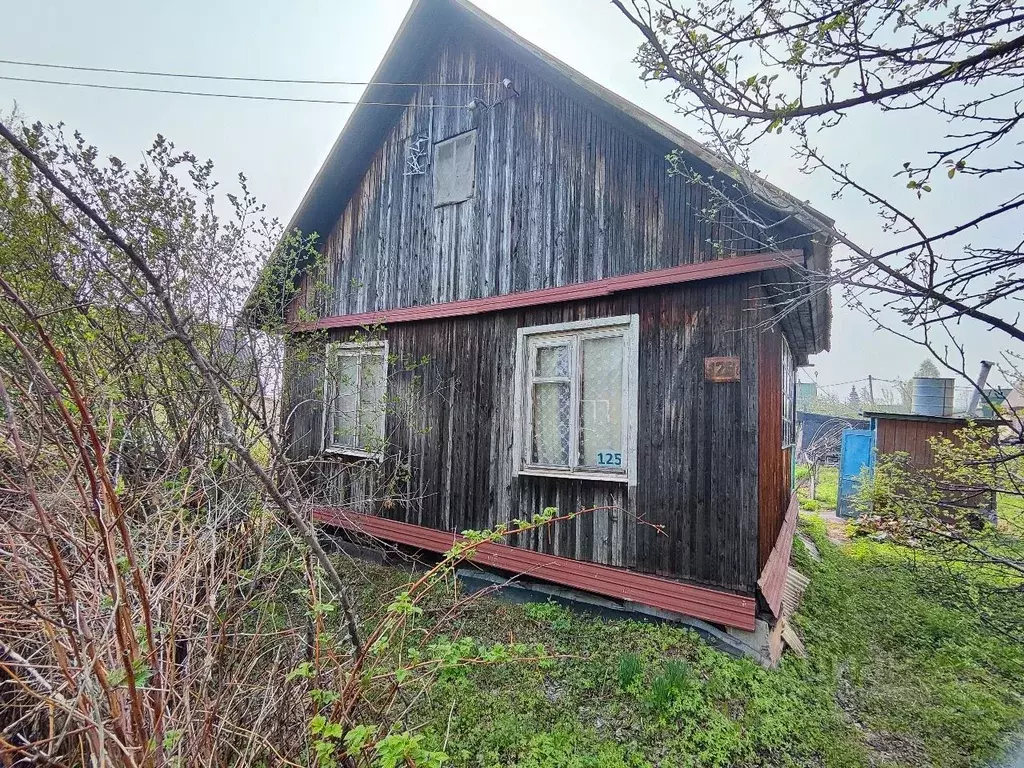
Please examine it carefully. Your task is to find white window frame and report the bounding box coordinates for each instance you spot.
[322,341,389,458]
[512,315,640,485]
[432,129,477,206]
[781,334,796,448]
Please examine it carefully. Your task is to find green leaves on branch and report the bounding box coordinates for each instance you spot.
[386,591,423,617]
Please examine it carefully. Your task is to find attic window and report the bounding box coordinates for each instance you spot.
[433,130,476,206]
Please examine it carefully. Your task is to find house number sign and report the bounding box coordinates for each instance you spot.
[704,356,741,382]
[595,451,623,467]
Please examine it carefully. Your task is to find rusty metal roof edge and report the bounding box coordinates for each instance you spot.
[862,410,1002,426]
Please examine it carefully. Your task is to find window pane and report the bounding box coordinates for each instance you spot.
[781,337,795,446]
[433,131,476,206]
[453,132,476,198]
[357,352,386,449]
[330,354,359,448]
[535,344,570,378]
[532,382,570,466]
[579,335,624,468]
[433,140,454,203]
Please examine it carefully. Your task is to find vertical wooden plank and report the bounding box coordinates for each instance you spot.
[738,277,761,587]
[757,293,785,572]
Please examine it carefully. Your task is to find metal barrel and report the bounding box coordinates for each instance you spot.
[911,377,954,417]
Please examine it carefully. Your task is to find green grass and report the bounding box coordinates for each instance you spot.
[999,491,1024,531]
[791,516,1023,766]
[813,467,840,507]
[331,518,1023,768]
[797,464,839,509]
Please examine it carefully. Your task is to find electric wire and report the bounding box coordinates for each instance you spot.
[0,75,479,107]
[0,58,501,88]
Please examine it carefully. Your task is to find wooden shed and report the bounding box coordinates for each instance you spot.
[866,411,1000,470]
[248,0,833,631]
[864,411,1001,517]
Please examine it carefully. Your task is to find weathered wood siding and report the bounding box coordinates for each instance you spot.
[286,276,764,593]
[286,27,806,325]
[874,417,980,470]
[757,325,793,571]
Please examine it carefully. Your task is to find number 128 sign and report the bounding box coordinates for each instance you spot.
[704,356,741,382]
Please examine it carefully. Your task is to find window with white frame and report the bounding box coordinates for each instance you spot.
[324,341,388,455]
[781,335,796,447]
[513,316,639,483]
[433,130,477,206]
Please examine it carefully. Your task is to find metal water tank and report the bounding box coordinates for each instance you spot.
[911,377,954,417]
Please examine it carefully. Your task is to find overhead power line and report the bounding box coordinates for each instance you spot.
[0,75,476,108]
[799,376,922,389]
[0,58,500,88]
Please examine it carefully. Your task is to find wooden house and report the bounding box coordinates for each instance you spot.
[248,0,833,632]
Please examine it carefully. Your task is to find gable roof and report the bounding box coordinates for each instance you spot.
[248,0,833,354]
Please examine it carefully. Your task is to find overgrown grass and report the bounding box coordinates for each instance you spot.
[999,491,1024,531]
[792,516,1023,767]
[814,467,840,507]
[324,519,1023,768]
[798,464,840,511]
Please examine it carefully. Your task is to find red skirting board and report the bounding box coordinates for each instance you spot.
[313,507,756,630]
[757,493,800,617]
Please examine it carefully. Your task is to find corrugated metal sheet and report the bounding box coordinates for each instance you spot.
[314,506,757,630]
[757,493,799,617]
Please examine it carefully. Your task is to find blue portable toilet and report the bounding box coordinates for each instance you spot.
[837,428,875,518]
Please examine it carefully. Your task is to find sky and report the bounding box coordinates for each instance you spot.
[1,0,1018,399]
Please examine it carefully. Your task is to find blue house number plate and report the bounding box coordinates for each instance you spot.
[596,452,623,467]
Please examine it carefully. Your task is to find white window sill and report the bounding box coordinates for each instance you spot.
[323,446,383,461]
[516,466,630,484]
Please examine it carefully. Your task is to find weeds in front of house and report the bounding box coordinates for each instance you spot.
[0,119,608,768]
[617,653,642,689]
[322,512,1024,768]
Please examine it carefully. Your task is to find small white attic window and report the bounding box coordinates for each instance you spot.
[433,130,477,206]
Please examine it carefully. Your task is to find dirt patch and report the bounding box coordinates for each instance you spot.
[835,662,927,766]
[815,509,851,543]
[863,730,927,767]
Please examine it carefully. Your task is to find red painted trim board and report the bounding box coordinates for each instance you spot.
[313,507,756,630]
[294,250,801,332]
[757,493,800,617]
